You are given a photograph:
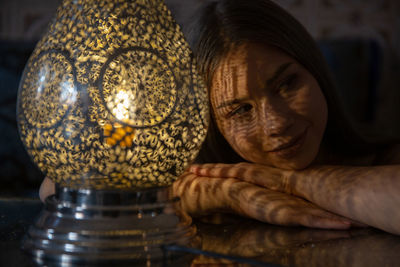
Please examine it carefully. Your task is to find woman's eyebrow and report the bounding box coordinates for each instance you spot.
[216,97,249,109]
[215,62,292,109]
[266,62,293,86]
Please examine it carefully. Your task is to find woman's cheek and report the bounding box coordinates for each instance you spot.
[288,86,312,116]
[231,123,258,158]
[219,116,259,161]
[223,121,240,147]
[293,80,327,120]
[220,120,241,148]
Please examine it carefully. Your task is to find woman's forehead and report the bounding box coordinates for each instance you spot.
[211,53,249,103]
[211,43,294,100]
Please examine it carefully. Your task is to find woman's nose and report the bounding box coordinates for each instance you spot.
[260,103,294,137]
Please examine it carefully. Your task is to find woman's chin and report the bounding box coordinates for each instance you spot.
[275,160,312,170]
[252,155,314,170]
[241,147,317,170]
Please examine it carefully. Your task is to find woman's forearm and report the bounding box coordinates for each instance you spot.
[292,165,400,235]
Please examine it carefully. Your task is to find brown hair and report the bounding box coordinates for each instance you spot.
[172,0,386,163]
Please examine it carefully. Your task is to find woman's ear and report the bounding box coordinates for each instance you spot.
[39,177,55,202]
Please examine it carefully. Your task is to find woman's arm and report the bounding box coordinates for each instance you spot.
[172,172,355,229]
[291,165,400,235]
[190,163,400,235]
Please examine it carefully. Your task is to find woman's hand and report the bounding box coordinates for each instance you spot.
[172,171,353,229]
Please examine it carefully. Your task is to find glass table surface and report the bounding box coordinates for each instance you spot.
[1,197,399,267]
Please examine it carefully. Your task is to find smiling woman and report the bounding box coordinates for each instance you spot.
[168,0,400,235]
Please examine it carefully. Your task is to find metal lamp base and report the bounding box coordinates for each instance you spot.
[22,185,196,266]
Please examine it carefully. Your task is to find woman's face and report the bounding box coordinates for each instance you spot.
[210,43,328,170]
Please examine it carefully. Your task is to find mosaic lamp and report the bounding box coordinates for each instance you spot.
[17,0,208,264]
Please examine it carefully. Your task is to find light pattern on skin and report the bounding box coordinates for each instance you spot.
[17,0,208,189]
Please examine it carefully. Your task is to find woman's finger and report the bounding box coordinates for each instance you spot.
[189,162,288,193]
[39,177,55,202]
[172,172,230,216]
[189,163,234,177]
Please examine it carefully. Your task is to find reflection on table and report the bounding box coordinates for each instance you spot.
[191,214,400,267]
[1,199,400,266]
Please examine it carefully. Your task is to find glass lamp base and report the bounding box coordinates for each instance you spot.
[22,185,196,266]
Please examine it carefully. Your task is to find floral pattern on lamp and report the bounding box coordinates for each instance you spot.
[17,0,209,189]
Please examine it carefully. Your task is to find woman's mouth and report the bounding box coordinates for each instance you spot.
[269,129,307,159]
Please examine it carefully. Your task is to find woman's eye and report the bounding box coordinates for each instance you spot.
[230,104,253,116]
[277,74,297,93]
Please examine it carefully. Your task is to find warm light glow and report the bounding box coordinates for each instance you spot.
[108,89,132,122]
[36,66,48,98]
[60,81,77,105]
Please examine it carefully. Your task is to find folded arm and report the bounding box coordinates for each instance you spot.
[190,162,400,235]
[172,172,355,229]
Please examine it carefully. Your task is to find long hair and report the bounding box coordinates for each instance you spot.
[169,0,387,164]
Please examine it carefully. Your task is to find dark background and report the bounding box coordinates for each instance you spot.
[0,0,399,198]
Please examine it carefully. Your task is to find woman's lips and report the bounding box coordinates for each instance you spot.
[269,129,307,159]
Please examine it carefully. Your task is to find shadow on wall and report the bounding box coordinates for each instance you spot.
[320,38,400,140]
[319,39,382,124]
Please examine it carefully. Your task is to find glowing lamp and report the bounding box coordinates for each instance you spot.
[17,0,208,264]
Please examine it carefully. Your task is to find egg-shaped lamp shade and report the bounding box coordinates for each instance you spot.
[17,0,208,189]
